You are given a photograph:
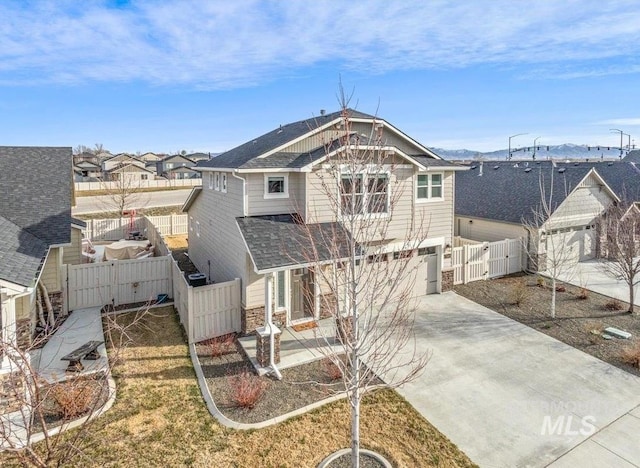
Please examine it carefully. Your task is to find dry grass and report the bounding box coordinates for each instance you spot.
[620,341,640,369]
[164,235,188,250]
[1,307,475,467]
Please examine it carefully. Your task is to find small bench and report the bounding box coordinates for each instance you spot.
[61,340,104,373]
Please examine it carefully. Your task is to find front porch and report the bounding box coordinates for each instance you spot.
[238,318,342,375]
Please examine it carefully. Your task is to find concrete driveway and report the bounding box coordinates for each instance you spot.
[554,259,640,307]
[389,292,640,468]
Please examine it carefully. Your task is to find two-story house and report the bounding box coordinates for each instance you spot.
[184,109,463,335]
[156,154,199,179]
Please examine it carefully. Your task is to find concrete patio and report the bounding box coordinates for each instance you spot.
[239,318,343,374]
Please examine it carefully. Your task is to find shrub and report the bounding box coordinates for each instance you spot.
[322,358,343,381]
[555,285,566,293]
[206,333,236,358]
[620,342,640,369]
[577,287,589,300]
[583,321,603,344]
[50,378,100,419]
[227,368,267,409]
[509,279,529,307]
[604,299,623,311]
[536,276,546,288]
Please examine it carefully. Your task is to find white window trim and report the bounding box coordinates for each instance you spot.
[416,172,444,203]
[221,173,227,193]
[189,216,194,232]
[214,172,220,191]
[338,170,391,218]
[264,174,289,199]
[195,220,201,237]
[208,172,214,190]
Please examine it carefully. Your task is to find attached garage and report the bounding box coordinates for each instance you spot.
[546,225,596,263]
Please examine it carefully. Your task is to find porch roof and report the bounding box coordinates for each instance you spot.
[236,214,356,273]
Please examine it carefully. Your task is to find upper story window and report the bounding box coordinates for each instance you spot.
[417,173,443,201]
[214,172,220,191]
[221,173,227,193]
[340,172,389,215]
[264,174,289,199]
[166,163,174,169]
[208,172,214,189]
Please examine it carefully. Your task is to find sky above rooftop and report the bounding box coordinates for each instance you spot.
[1,1,639,154]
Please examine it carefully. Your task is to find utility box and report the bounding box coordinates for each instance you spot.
[187,273,207,287]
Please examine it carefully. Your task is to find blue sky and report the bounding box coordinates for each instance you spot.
[1,1,640,154]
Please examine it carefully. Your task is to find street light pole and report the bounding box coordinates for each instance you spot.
[508,133,528,160]
[610,128,624,159]
[532,136,541,160]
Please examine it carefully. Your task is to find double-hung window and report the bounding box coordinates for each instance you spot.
[208,172,214,189]
[221,173,227,193]
[214,172,220,191]
[340,172,389,215]
[417,173,443,201]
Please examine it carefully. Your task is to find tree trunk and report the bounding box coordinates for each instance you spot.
[351,376,360,468]
[551,278,556,319]
[38,282,55,328]
[629,282,635,315]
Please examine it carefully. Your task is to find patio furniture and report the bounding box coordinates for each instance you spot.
[60,340,103,372]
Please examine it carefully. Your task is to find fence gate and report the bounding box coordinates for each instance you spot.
[452,238,523,285]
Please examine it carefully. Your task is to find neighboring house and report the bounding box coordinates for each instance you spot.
[0,147,84,410]
[73,151,99,166]
[164,166,201,180]
[557,160,640,202]
[144,161,158,176]
[139,152,162,162]
[184,109,464,334]
[186,152,211,162]
[74,160,102,181]
[156,154,196,178]
[106,163,154,183]
[101,153,145,173]
[455,161,618,268]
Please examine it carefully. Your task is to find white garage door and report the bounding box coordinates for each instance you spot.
[414,247,439,295]
[548,227,595,263]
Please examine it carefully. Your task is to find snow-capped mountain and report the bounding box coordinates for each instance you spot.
[430,144,628,161]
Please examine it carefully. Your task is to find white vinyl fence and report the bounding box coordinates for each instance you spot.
[66,256,173,310]
[172,262,241,343]
[68,215,240,342]
[451,238,523,285]
[75,179,201,191]
[83,214,188,241]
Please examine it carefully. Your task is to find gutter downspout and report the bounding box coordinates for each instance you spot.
[232,171,248,216]
[265,273,282,380]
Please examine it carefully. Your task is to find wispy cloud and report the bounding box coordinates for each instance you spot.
[1,0,640,88]
[595,118,640,126]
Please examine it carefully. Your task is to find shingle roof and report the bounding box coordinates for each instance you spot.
[0,216,48,287]
[623,150,640,164]
[0,146,73,286]
[455,161,595,224]
[556,161,640,201]
[236,214,357,272]
[199,109,377,170]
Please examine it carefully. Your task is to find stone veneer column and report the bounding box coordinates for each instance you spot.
[441,268,454,292]
[255,326,281,367]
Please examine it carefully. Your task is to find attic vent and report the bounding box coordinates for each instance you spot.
[607,162,614,166]
[493,165,499,170]
[277,125,283,134]
[470,165,477,170]
[573,162,579,166]
[524,168,532,173]
[558,168,566,173]
[513,163,519,168]
[252,140,257,145]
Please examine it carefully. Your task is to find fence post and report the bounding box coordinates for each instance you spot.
[483,242,490,280]
[187,285,194,344]
[463,244,469,284]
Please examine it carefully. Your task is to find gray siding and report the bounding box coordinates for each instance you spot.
[246,172,303,216]
[187,174,249,304]
[455,216,527,242]
[549,173,613,228]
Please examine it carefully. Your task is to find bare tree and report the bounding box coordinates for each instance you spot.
[0,305,151,466]
[97,171,148,217]
[293,94,430,467]
[599,202,640,316]
[522,168,578,319]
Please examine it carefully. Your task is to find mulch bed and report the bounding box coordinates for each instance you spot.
[196,338,382,425]
[454,273,640,377]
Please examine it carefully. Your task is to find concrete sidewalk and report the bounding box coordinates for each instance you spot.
[37,307,108,383]
[387,292,640,468]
